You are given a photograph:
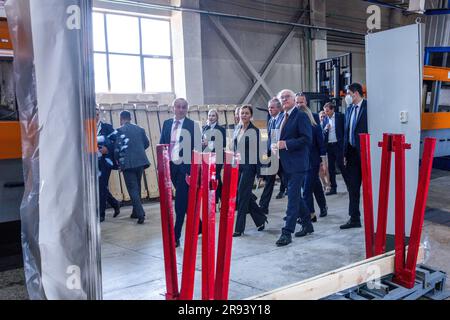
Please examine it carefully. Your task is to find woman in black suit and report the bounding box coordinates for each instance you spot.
[202,109,226,203]
[233,105,267,237]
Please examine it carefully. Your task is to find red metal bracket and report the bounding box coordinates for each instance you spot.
[214,152,240,300]
[156,144,179,300]
[201,152,217,300]
[374,133,394,255]
[393,137,436,288]
[179,151,202,300]
[359,133,375,258]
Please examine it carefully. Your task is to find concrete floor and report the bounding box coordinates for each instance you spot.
[100,172,450,300]
[1,171,449,300]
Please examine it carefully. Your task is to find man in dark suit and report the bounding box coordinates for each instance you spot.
[323,102,347,195]
[117,110,150,225]
[275,89,312,247]
[159,98,201,247]
[96,109,120,222]
[341,83,368,229]
[202,109,226,203]
[259,97,286,215]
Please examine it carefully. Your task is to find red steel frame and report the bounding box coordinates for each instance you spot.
[179,151,202,300]
[156,144,179,300]
[201,152,217,300]
[359,133,375,258]
[392,134,410,283]
[374,133,394,255]
[393,137,436,288]
[214,152,240,300]
[360,134,437,289]
[157,147,241,300]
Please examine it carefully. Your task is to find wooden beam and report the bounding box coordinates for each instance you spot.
[248,246,424,300]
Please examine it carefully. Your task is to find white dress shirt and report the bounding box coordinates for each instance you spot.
[171,117,185,161]
[349,99,364,147]
[327,112,338,143]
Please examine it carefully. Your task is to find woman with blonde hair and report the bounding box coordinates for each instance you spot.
[295,93,328,223]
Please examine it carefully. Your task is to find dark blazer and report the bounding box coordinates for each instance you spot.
[323,112,345,148]
[159,117,201,163]
[202,122,226,153]
[116,122,150,171]
[279,107,312,174]
[233,121,260,172]
[344,100,368,155]
[310,113,326,168]
[266,112,284,155]
[98,122,118,169]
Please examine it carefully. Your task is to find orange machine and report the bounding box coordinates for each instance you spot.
[421,66,450,131]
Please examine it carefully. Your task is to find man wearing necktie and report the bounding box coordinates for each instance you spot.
[259,97,286,215]
[275,89,312,247]
[342,83,368,229]
[159,98,201,248]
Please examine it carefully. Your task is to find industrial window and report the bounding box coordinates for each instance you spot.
[92,11,173,94]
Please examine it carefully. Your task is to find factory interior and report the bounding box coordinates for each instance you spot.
[0,0,449,303]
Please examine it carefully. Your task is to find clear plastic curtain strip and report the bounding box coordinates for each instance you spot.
[5,0,102,299]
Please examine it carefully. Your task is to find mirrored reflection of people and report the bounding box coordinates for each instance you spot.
[232,105,267,237]
[275,89,312,247]
[96,108,120,222]
[117,110,150,225]
[341,83,368,230]
[259,98,286,215]
[202,109,226,204]
[159,98,201,248]
[295,93,328,223]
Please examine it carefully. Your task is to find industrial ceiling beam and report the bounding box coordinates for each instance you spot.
[242,10,308,104]
[209,16,274,101]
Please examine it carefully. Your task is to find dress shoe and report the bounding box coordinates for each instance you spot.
[137,217,145,224]
[311,214,317,223]
[340,219,361,229]
[276,234,292,247]
[232,232,242,237]
[113,206,121,218]
[175,239,180,248]
[257,224,265,231]
[275,191,285,199]
[295,226,314,237]
[320,207,328,218]
[100,216,105,223]
[325,189,337,196]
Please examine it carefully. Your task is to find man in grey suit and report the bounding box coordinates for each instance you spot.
[117,110,150,224]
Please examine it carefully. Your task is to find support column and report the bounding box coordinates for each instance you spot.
[171,0,204,105]
[310,0,327,91]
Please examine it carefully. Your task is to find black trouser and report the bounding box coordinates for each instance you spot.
[216,164,223,204]
[282,171,311,235]
[259,166,285,214]
[327,142,347,191]
[304,165,327,214]
[235,165,267,233]
[346,146,362,221]
[99,162,119,219]
[123,167,146,220]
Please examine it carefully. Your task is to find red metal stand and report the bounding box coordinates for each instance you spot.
[392,134,411,283]
[359,133,375,258]
[156,144,179,300]
[179,151,202,300]
[214,152,240,300]
[374,133,394,255]
[201,152,217,300]
[393,137,436,289]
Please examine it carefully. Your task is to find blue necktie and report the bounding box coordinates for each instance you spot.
[350,105,359,147]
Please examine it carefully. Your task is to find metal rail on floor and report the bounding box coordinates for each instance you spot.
[325,264,450,300]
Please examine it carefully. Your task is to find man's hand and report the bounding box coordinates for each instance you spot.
[100,146,109,155]
[277,140,287,150]
[320,162,328,176]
